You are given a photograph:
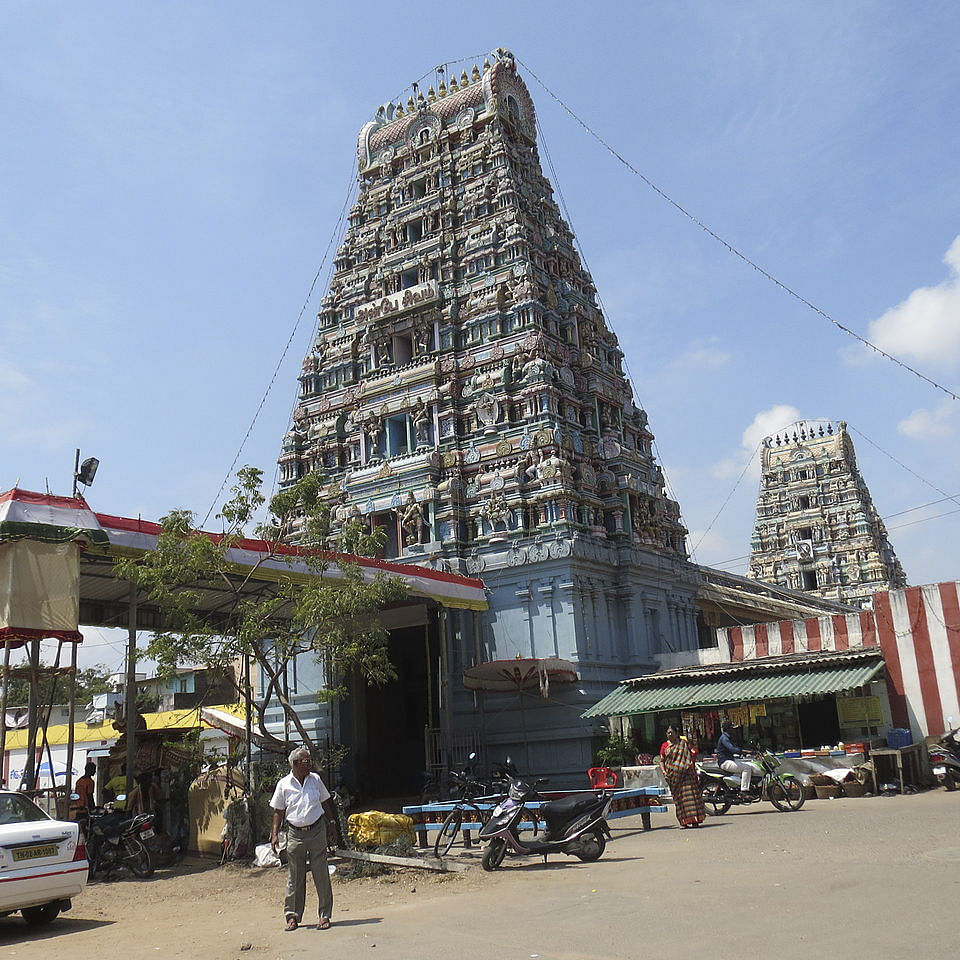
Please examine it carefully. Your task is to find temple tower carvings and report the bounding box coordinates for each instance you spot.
[747,420,907,608]
[279,49,701,776]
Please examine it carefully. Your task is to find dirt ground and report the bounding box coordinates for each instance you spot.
[2,788,958,960]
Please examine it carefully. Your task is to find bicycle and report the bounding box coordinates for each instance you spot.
[433,754,505,858]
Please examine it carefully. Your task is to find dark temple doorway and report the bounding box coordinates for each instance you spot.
[353,620,433,798]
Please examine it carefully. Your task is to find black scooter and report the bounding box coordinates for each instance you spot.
[929,728,960,790]
[477,759,613,871]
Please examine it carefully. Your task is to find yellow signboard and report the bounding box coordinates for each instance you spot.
[836,695,883,726]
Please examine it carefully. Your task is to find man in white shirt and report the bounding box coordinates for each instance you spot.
[270,746,340,931]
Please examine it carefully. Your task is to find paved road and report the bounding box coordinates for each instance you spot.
[3,789,956,960]
[324,789,959,960]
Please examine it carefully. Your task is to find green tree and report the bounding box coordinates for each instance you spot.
[113,467,408,763]
[3,663,117,709]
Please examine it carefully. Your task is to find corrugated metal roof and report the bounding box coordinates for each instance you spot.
[582,660,884,718]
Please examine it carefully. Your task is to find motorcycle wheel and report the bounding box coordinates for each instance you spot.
[945,772,958,792]
[481,838,506,872]
[701,783,732,816]
[434,808,463,858]
[573,829,606,862]
[768,775,805,812]
[22,903,60,926]
[126,839,155,878]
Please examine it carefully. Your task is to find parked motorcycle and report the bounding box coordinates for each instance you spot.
[929,728,960,790]
[477,758,613,871]
[698,749,805,814]
[82,800,155,880]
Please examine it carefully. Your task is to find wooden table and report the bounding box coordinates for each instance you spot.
[869,743,924,794]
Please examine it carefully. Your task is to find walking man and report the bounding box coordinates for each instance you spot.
[270,746,341,931]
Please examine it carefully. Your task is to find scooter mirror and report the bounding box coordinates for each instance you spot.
[467,751,477,762]
[69,793,80,801]
[115,794,127,802]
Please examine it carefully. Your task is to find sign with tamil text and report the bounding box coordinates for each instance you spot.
[354,280,438,324]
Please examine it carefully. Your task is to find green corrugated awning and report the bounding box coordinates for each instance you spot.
[582,659,884,718]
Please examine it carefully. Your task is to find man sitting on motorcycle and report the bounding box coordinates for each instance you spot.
[716,720,753,797]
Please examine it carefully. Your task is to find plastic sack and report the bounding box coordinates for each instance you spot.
[347,811,415,848]
[253,842,282,868]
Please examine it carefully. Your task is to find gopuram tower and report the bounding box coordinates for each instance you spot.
[279,50,699,781]
[747,420,907,609]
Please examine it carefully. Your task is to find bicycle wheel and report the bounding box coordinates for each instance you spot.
[434,808,463,858]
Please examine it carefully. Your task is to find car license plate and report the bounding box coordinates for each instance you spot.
[140,828,155,839]
[933,765,947,775]
[12,844,59,862]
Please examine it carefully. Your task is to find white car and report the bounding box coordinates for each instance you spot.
[0,791,87,926]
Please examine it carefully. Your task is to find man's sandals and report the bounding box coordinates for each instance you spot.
[284,917,298,932]
[318,918,332,930]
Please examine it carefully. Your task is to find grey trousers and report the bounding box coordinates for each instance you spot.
[284,819,333,922]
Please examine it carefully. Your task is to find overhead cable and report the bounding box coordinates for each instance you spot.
[202,163,359,528]
[516,57,960,404]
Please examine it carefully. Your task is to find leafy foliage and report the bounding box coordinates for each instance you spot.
[2,663,117,708]
[113,466,408,763]
[593,733,635,767]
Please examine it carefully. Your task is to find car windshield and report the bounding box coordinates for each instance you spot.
[0,794,50,825]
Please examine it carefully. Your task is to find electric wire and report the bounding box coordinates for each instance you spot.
[535,116,688,557]
[202,160,360,529]
[267,171,361,509]
[848,425,960,511]
[515,56,960,405]
[690,442,762,556]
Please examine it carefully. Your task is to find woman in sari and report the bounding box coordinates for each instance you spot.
[659,726,706,828]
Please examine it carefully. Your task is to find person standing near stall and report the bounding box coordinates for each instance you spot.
[660,726,706,828]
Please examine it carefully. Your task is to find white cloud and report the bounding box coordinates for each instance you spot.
[0,360,31,396]
[710,404,803,479]
[676,336,731,369]
[867,235,960,367]
[686,527,731,561]
[742,404,803,453]
[898,397,960,439]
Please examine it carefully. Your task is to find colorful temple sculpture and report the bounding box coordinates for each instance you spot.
[276,49,701,788]
[747,420,907,608]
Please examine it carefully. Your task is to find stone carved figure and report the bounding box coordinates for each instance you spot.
[471,393,500,431]
[519,450,539,487]
[478,494,510,533]
[411,398,430,447]
[399,492,426,546]
[363,411,384,455]
[414,323,432,355]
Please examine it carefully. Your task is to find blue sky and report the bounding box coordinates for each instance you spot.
[3,2,960,670]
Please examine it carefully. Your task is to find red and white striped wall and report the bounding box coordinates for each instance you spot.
[717,582,960,738]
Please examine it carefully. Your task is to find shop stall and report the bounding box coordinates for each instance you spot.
[583,649,891,775]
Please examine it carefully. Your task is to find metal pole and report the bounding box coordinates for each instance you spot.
[282,659,291,748]
[124,584,138,797]
[243,654,252,793]
[72,448,80,499]
[24,639,40,790]
[0,642,10,786]
[65,639,78,795]
[439,606,453,778]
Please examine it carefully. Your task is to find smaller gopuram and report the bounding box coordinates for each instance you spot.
[747,420,907,607]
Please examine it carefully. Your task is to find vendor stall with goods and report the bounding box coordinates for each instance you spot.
[584,649,899,792]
